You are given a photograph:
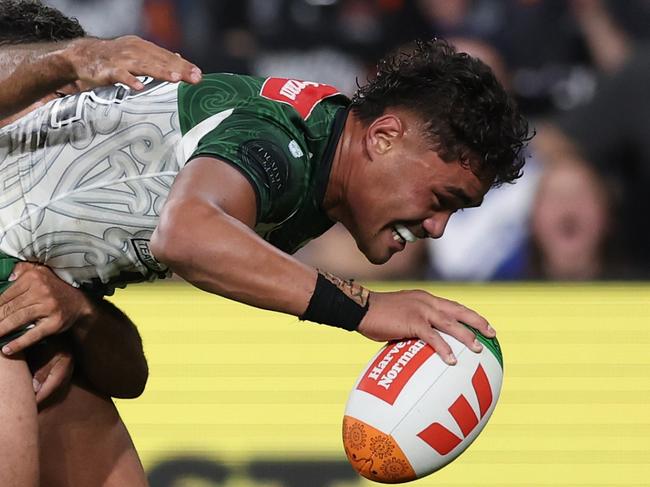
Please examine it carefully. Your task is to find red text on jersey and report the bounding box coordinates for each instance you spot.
[260,78,340,119]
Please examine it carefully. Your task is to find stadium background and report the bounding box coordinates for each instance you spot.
[111,282,650,486]
[35,0,650,485]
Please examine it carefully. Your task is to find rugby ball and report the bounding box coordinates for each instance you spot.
[342,330,503,483]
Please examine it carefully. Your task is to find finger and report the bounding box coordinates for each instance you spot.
[0,275,28,308]
[132,59,199,84]
[2,323,49,355]
[455,305,496,338]
[110,68,145,91]
[0,323,35,352]
[32,355,54,386]
[429,314,483,354]
[146,47,201,83]
[135,63,182,83]
[0,301,42,338]
[11,261,39,278]
[416,326,457,366]
[35,354,73,404]
[184,65,202,84]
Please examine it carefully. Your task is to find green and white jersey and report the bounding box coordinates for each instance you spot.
[0,74,348,294]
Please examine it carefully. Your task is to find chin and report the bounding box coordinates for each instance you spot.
[363,248,393,265]
[354,232,392,265]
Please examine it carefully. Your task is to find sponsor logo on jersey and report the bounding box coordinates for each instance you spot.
[131,239,169,275]
[260,78,340,119]
[238,140,290,198]
[357,339,434,405]
[417,364,493,455]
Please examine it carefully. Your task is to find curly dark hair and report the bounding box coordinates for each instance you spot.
[351,39,531,187]
[0,0,85,45]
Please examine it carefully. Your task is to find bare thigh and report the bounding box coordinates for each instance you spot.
[0,353,39,487]
[38,381,148,487]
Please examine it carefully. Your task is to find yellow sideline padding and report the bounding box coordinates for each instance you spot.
[113,282,650,486]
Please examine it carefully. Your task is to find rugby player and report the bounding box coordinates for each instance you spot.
[0,1,202,485]
[0,43,528,352]
[0,7,529,486]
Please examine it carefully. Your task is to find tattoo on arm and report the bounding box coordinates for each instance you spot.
[320,271,369,307]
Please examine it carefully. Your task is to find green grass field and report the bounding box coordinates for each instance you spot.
[113,282,650,486]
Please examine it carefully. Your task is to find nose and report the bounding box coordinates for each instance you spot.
[422,212,453,239]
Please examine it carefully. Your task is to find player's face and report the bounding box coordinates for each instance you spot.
[346,123,492,264]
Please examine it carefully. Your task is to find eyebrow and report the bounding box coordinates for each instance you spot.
[445,186,484,208]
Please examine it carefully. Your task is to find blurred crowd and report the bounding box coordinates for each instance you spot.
[45,0,650,281]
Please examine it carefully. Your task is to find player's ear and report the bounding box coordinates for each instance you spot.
[365,114,403,158]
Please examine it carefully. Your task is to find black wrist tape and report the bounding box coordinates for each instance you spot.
[299,273,369,331]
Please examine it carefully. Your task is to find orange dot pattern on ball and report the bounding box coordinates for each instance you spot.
[342,416,417,483]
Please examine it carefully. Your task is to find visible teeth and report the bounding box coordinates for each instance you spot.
[392,230,405,243]
[394,224,417,243]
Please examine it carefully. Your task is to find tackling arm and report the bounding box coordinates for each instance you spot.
[0,41,72,118]
[0,35,202,119]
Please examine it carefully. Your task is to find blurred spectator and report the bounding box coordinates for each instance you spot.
[536,45,650,278]
[529,157,612,280]
[44,0,143,38]
[244,0,406,95]
[400,0,650,116]
[141,0,182,51]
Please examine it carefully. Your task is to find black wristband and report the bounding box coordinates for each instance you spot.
[299,273,369,331]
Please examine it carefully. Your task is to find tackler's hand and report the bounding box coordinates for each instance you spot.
[0,262,93,355]
[59,35,202,91]
[357,290,496,366]
[26,336,74,406]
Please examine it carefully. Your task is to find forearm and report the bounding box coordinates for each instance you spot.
[152,202,317,317]
[0,42,75,118]
[71,296,148,399]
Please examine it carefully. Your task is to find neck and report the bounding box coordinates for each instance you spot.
[323,111,363,223]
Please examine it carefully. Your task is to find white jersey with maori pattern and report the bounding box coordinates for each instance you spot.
[0,79,183,293]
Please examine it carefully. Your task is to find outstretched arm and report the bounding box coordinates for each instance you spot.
[151,157,494,365]
[151,158,316,316]
[0,35,202,119]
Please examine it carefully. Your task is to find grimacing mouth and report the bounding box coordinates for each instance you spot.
[391,224,418,244]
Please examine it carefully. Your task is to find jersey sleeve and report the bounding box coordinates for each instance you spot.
[185,113,311,225]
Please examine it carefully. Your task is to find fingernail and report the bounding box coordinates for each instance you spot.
[473,338,483,352]
[8,273,16,282]
[32,378,41,393]
[2,345,12,355]
[486,324,496,335]
[447,353,457,365]
[170,72,181,82]
[190,70,201,83]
